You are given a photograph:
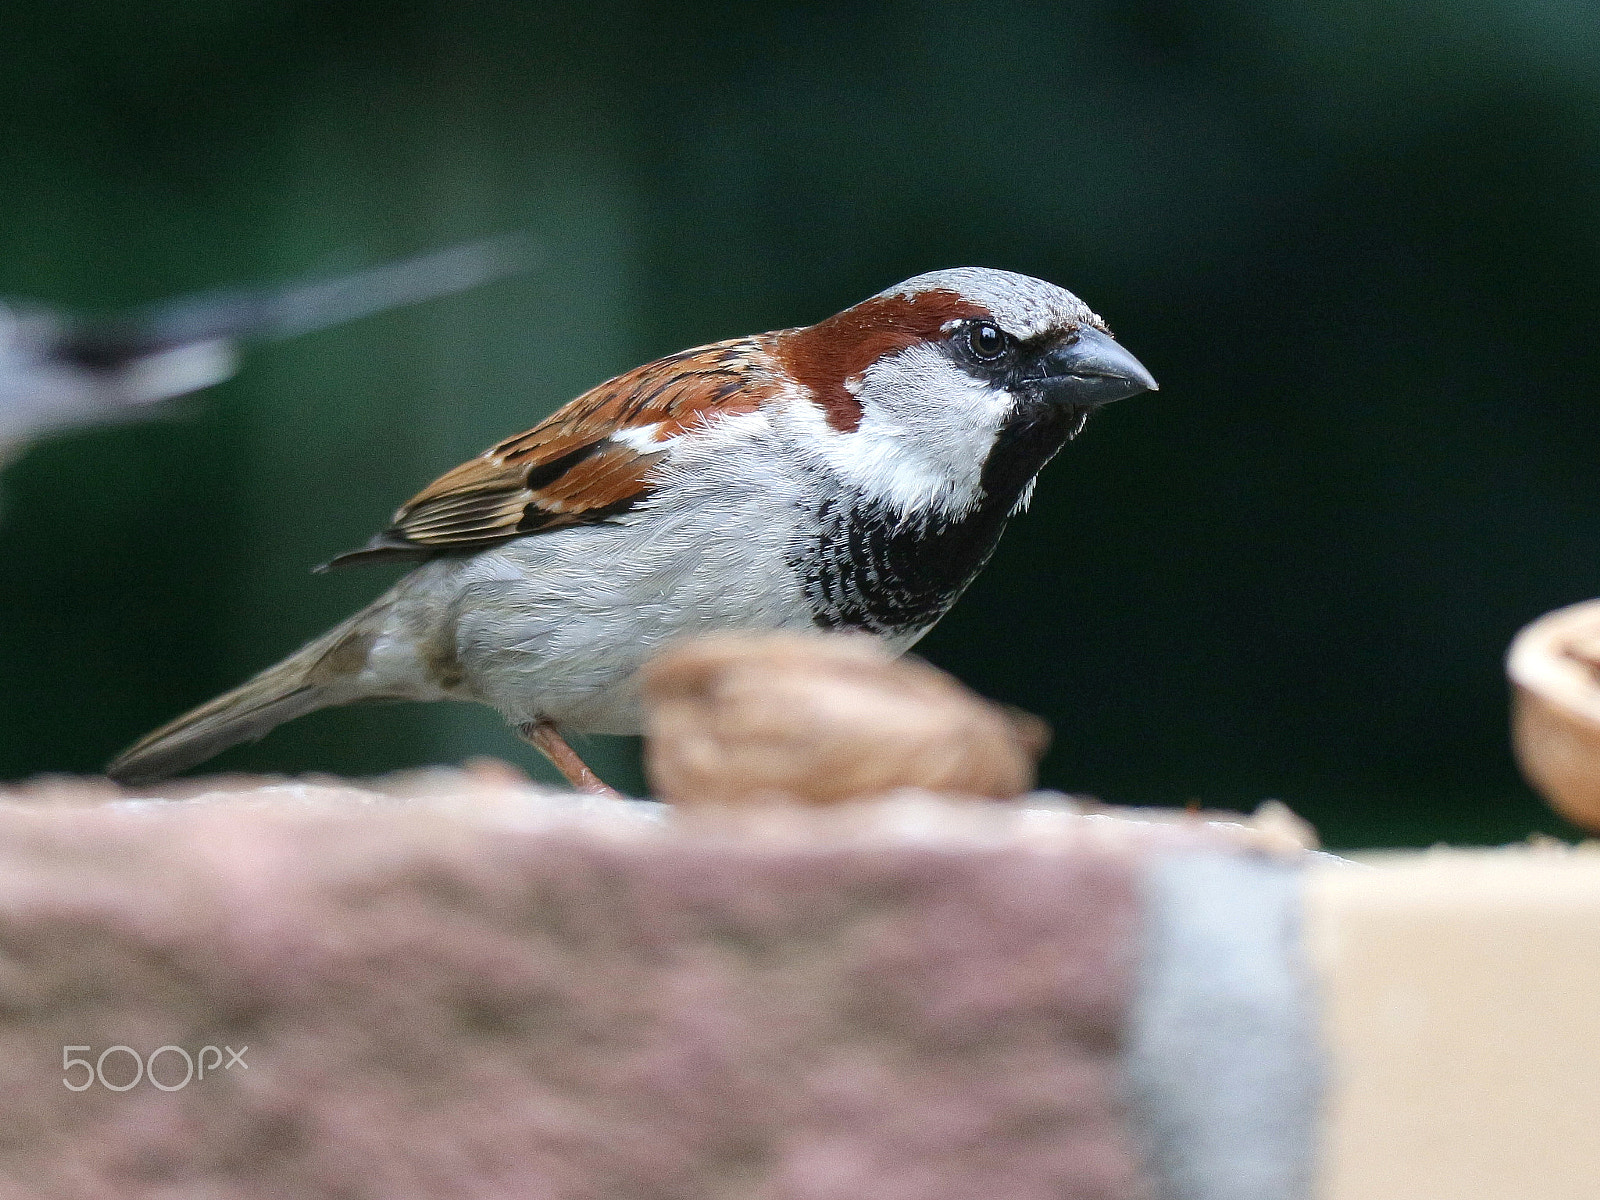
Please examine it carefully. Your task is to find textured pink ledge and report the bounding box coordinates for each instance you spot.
[0,774,1280,1200]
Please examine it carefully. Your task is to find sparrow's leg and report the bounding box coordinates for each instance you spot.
[518,719,621,798]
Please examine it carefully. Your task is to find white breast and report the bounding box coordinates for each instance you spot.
[372,409,827,734]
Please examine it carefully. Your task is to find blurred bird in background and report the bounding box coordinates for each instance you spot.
[0,236,528,484]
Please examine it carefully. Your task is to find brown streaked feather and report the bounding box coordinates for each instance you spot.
[321,337,781,569]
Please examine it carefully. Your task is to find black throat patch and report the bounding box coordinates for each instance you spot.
[795,399,1090,636]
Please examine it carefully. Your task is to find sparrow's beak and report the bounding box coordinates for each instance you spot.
[1029,326,1158,407]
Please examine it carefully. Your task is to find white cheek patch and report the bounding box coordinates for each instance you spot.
[780,344,1014,523]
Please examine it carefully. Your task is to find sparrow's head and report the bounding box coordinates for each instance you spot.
[772,267,1156,521]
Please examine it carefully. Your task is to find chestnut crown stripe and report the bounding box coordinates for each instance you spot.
[774,289,990,433]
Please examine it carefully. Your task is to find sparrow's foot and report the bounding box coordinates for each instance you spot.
[517,719,622,799]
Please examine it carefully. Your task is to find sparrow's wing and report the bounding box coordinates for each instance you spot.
[320,336,777,569]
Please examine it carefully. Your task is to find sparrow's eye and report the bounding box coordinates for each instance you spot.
[966,321,1008,362]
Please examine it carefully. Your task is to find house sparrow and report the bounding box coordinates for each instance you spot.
[0,236,527,472]
[108,267,1156,791]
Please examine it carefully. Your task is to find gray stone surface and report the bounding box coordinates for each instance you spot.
[1124,853,1322,1200]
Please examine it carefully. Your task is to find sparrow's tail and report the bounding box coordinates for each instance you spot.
[106,602,390,786]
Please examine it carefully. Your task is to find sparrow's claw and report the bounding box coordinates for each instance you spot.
[518,719,624,799]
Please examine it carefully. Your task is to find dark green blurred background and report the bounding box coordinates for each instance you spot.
[1,1,1595,847]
